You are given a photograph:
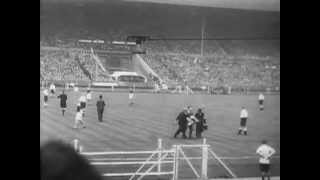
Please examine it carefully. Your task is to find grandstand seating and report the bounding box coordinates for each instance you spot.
[40,44,279,91]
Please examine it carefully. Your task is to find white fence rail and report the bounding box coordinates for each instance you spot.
[77,138,279,180]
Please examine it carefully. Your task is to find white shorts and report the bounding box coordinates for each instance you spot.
[75,118,83,124]
[129,94,134,99]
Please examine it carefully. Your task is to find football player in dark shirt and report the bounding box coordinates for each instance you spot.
[174,108,188,139]
[57,90,68,116]
[195,108,207,138]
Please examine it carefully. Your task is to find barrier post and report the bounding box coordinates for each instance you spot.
[201,138,208,179]
[173,145,179,180]
[157,138,162,173]
[73,139,81,153]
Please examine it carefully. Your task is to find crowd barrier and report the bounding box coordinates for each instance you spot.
[74,138,279,180]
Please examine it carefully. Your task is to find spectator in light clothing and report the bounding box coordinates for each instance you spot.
[238,107,248,135]
[256,140,276,180]
[96,95,106,122]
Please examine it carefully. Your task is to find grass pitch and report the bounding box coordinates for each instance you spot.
[40,89,280,179]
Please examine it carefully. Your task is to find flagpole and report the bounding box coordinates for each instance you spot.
[201,16,206,57]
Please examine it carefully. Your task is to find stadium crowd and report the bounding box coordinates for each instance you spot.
[40,36,280,91]
[40,49,88,81]
[143,52,280,90]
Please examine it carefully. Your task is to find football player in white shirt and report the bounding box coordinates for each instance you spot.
[43,88,49,107]
[79,94,87,117]
[256,140,276,180]
[154,83,160,93]
[129,87,134,106]
[258,93,265,111]
[86,90,92,104]
[73,84,79,92]
[49,83,56,96]
[186,106,197,139]
[238,107,248,135]
[72,139,82,153]
[73,104,85,129]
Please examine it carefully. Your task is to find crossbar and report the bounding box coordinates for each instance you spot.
[82,150,174,155]
[88,155,280,161]
[102,171,174,177]
[90,161,174,165]
[175,144,210,148]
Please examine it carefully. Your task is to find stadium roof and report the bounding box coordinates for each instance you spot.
[40,0,280,12]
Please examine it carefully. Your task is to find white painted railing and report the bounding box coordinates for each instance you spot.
[76,138,279,180]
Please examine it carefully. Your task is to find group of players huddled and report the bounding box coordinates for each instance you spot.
[174,106,207,139]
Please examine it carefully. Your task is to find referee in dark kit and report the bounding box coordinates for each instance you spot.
[57,90,68,116]
[96,95,106,122]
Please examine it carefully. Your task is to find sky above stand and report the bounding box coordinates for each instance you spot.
[124,0,280,11]
[41,0,280,12]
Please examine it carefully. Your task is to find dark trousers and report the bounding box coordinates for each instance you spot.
[188,125,193,138]
[174,126,187,138]
[196,123,203,138]
[97,109,104,122]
